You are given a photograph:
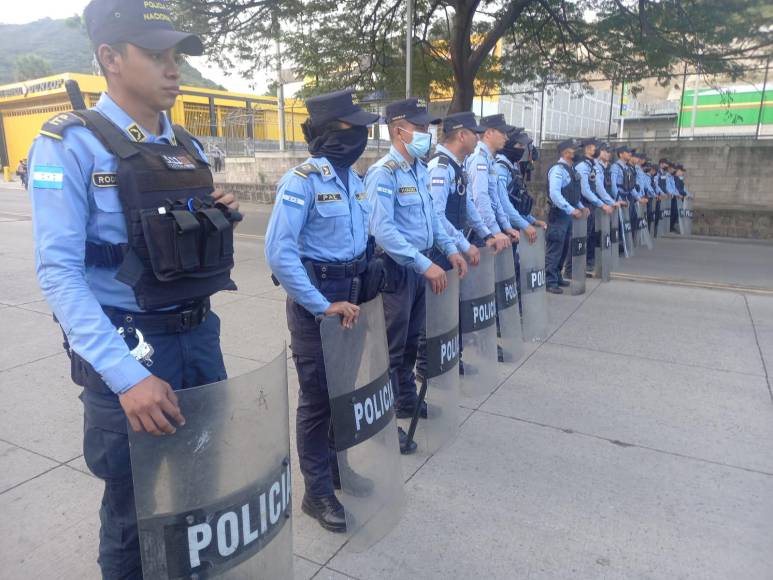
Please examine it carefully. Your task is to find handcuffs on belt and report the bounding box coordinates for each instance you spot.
[117,327,154,367]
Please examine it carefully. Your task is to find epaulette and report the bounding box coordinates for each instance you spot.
[293,162,321,179]
[433,154,449,168]
[382,160,400,173]
[39,111,86,140]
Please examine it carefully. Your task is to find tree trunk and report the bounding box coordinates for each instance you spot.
[448,1,477,114]
[449,80,475,113]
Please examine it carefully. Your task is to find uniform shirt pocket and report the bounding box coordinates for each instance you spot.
[91,187,127,241]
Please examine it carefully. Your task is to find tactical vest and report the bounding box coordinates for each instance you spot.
[603,163,613,194]
[658,171,667,192]
[44,110,238,311]
[576,157,597,194]
[497,158,533,216]
[621,164,636,194]
[674,176,686,195]
[430,153,467,231]
[546,162,581,208]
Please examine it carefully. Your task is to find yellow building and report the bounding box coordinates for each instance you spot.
[0,72,308,174]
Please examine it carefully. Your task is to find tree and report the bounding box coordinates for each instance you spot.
[176,0,773,112]
[14,53,53,81]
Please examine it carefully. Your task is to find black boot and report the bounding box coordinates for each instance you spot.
[399,426,417,455]
[302,494,347,533]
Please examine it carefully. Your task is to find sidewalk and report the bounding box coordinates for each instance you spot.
[1,200,772,579]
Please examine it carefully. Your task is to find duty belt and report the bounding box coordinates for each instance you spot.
[308,254,367,280]
[101,299,210,335]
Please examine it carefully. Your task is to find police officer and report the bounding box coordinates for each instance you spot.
[610,146,636,252]
[465,114,520,248]
[667,161,682,231]
[573,137,613,274]
[265,90,383,533]
[427,111,497,267]
[365,99,466,424]
[495,130,542,243]
[545,139,587,294]
[28,1,240,576]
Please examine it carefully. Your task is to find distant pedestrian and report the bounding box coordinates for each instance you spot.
[16,159,28,188]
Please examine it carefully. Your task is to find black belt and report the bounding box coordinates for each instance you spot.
[308,254,367,280]
[101,299,210,335]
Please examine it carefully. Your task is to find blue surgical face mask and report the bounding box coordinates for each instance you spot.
[400,127,432,159]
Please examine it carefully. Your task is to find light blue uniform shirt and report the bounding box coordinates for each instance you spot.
[426,144,481,253]
[665,173,678,196]
[366,146,458,275]
[593,160,616,205]
[635,165,654,198]
[610,159,640,200]
[494,154,533,228]
[465,141,511,234]
[28,93,205,394]
[265,156,371,316]
[547,159,584,215]
[574,157,604,208]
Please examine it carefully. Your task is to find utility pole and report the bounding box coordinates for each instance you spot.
[274,14,286,151]
[405,0,413,98]
[689,67,700,140]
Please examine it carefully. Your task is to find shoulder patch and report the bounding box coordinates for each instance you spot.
[376,185,394,198]
[476,163,487,171]
[293,162,321,179]
[39,112,86,140]
[434,154,449,168]
[31,165,64,190]
[281,191,306,209]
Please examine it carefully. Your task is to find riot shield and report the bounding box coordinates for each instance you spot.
[413,269,461,453]
[609,207,620,271]
[683,197,694,235]
[648,200,657,240]
[320,296,405,552]
[459,248,498,397]
[659,204,670,237]
[593,208,612,282]
[634,202,653,250]
[495,248,525,364]
[518,228,549,342]
[618,205,634,258]
[129,350,293,580]
[676,197,686,234]
[570,216,587,295]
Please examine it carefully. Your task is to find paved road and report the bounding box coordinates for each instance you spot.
[1,183,773,579]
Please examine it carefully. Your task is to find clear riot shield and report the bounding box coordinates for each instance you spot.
[609,206,620,271]
[659,204,670,237]
[459,248,498,397]
[676,197,686,234]
[320,296,405,552]
[648,200,657,241]
[618,205,634,258]
[495,248,525,364]
[683,197,694,235]
[593,208,612,282]
[570,216,588,295]
[129,351,293,580]
[412,269,461,454]
[634,202,653,250]
[518,228,548,342]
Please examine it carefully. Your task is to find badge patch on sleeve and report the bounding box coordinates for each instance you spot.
[317,192,342,203]
[92,172,118,188]
[377,185,393,197]
[477,163,487,171]
[32,165,64,190]
[431,177,445,186]
[282,192,305,209]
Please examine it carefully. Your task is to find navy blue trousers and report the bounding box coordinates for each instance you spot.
[382,256,426,413]
[545,208,572,288]
[81,312,226,580]
[287,278,352,498]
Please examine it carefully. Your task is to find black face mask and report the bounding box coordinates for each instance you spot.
[308,126,369,168]
[501,144,525,164]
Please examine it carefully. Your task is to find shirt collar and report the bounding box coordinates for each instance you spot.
[477,141,492,158]
[95,93,176,144]
[388,145,414,173]
[435,143,461,164]
[559,158,571,166]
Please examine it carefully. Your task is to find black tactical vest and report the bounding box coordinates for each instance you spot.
[430,153,467,230]
[658,171,668,192]
[622,164,636,193]
[674,175,686,195]
[66,110,238,311]
[546,162,581,208]
[576,157,597,194]
[496,158,531,216]
[603,163,613,193]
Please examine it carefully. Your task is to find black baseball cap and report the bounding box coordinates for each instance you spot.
[384,98,440,125]
[305,90,379,127]
[580,137,600,147]
[480,114,516,134]
[557,139,577,154]
[84,0,204,55]
[616,145,633,154]
[442,111,485,134]
[507,131,531,146]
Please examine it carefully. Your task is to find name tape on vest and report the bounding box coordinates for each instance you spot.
[92,172,118,188]
[161,154,196,171]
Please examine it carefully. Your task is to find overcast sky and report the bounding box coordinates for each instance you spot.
[3,0,268,93]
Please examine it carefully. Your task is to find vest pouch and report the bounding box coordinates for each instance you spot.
[197,206,231,268]
[140,206,201,281]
